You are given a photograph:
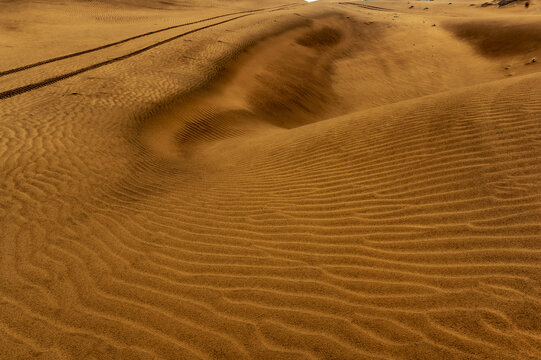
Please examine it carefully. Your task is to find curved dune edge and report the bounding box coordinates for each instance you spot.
[1,1,541,359]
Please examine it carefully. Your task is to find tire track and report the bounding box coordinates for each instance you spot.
[0,14,252,100]
[338,2,393,12]
[0,3,296,78]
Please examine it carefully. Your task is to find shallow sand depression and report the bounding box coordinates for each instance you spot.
[1,0,541,359]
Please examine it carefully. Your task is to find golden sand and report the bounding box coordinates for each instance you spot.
[1,0,540,359]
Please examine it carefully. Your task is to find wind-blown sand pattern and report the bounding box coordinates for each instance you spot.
[1,0,541,359]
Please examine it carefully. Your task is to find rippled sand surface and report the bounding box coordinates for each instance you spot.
[1,0,541,359]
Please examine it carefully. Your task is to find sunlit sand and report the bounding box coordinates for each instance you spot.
[1,0,540,359]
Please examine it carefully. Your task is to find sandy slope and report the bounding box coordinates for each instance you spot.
[1,0,541,359]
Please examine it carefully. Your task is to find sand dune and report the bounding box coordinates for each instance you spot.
[1,0,541,359]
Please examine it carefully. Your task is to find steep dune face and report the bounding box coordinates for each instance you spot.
[139,13,362,160]
[446,19,541,57]
[1,0,541,359]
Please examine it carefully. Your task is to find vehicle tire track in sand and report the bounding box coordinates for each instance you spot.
[338,2,393,12]
[0,3,297,78]
[0,14,256,100]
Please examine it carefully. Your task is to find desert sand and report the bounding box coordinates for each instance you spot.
[1,0,541,359]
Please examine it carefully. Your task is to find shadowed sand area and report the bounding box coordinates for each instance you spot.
[1,0,541,359]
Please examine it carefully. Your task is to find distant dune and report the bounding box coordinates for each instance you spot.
[1,0,541,359]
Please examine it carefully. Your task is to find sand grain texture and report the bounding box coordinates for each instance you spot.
[1,0,541,359]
